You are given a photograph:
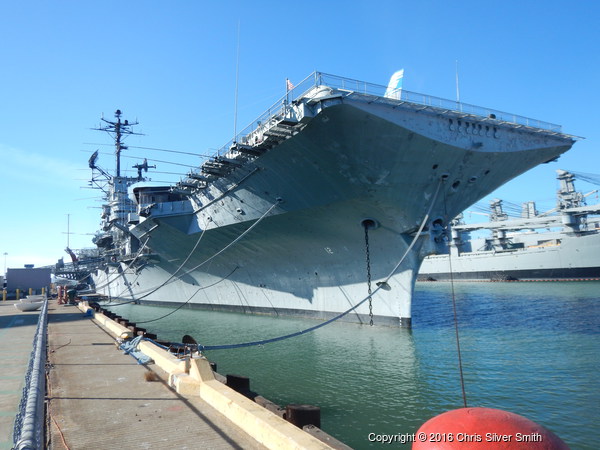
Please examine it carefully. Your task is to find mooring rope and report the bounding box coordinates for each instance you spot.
[133,266,239,324]
[104,198,282,307]
[178,198,283,277]
[196,179,443,351]
[107,218,210,302]
[92,237,151,291]
[444,188,468,408]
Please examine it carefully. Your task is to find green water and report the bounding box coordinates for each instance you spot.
[106,282,600,449]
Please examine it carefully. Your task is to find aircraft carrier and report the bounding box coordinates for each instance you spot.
[88,71,577,326]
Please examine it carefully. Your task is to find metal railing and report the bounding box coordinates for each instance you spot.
[215,71,564,158]
[13,299,48,449]
[314,72,563,132]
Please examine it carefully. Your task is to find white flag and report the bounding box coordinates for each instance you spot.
[384,69,404,100]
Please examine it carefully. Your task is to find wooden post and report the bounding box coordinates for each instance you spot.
[285,404,321,428]
[226,374,250,393]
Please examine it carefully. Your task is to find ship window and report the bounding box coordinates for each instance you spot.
[452,180,461,190]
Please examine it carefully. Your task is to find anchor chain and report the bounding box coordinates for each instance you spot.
[363,224,374,326]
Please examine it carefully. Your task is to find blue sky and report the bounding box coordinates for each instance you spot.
[1,0,599,270]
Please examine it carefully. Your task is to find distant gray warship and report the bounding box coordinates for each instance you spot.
[88,72,576,326]
[418,170,600,282]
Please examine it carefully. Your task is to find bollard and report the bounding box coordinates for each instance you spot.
[42,287,45,296]
[29,288,33,296]
[2,290,6,301]
[285,404,321,429]
[16,289,20,300]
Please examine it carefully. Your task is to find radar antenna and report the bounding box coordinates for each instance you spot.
[93,109,143,177]
[132,158,156,180]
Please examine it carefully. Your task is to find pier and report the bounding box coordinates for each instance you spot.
[2,298,343,449]
[47,302,264,449]
[0,300,41,449]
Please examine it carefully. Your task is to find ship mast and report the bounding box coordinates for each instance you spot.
[89,110,148,259]
[94,109,142,177]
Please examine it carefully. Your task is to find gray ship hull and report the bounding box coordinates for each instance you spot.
[419,231,600,282]
[92,74,575,325]
[419,169,600,283]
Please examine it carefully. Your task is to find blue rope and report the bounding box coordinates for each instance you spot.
[141,337,170,350]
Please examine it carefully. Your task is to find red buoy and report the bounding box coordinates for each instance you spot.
[413,407,569,449]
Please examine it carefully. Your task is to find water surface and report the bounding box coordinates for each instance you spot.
[106,281,600,449]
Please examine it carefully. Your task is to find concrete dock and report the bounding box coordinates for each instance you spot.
[2,299,341,449]
[0,301,41,449]
[46,301,265,449]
